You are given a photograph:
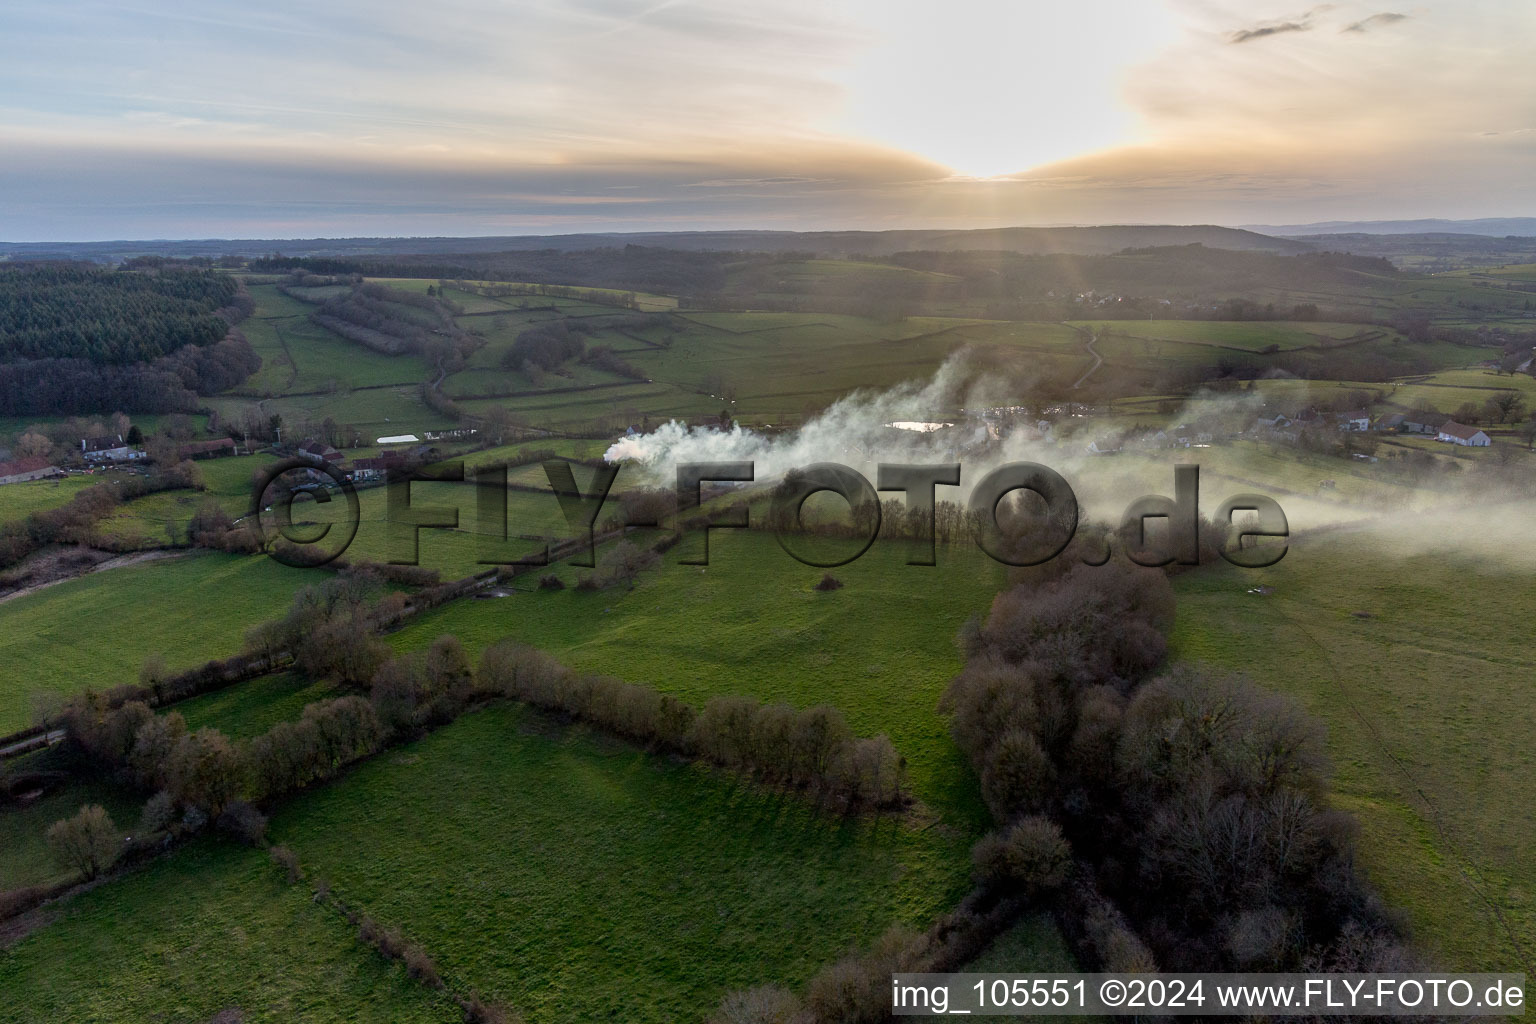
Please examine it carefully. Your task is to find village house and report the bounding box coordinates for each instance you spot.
[297,440,343,464]
[1337,410,1371,431]
[1436,420,1492,446]
[344,456,389,482]
[0,456,63,485]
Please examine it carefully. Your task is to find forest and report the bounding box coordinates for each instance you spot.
[0,263,256,416]
[0,262,243,363]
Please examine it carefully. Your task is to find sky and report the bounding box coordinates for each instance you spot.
[1,0,1533,240]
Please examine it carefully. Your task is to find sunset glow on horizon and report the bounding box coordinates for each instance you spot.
[1,0,1532,238]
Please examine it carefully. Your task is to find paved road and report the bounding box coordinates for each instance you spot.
[0,729,64,760]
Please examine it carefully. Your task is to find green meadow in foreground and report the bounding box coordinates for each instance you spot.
[390,528,1008,827]
[0,769,142,891]
[0,840,460,1024]
[270,703,974,1024]
[1172,515,1536,973]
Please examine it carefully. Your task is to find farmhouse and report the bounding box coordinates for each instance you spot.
[1375,413,1406,431]
[1436,421,1492,446]
[297,440,343,464]
[345,457,389,482]
[0,456,62,485]
[80,434,144,462]
[1337,410,1371,431]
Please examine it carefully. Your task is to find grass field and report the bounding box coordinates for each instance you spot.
[0,475,96,526]
[390,528,1006,826]
[270,703,975,1023]
[95,454,279,546]
[176,670,341,739]
[0,839,461,1024]
[0,553,311,733]
[0,768,143,892]
[1171,512,1536,973]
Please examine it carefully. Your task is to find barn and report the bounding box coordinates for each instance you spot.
[0,457,62,485]
[1436,421,1492,446]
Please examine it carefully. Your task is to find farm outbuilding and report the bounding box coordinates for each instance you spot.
[0,457,62,485]
[176,438,237,460]
[1436,421,1492,446]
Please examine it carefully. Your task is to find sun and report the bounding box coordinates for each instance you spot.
[826,0,1177,181]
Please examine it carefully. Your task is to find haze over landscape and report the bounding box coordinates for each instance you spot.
[2,3,1535,1023]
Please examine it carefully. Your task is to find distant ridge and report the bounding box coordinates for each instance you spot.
[0,224,1310,262]
[1241,217,1536,237]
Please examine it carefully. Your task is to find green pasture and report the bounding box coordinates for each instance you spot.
[0,553,311,733]
[270,703,975,1023]
[1171,515,1536,973]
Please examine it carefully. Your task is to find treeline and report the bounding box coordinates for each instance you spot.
[312,282,474,360]
[250,245,738,296]
[0,262,242,364]
[0,329,260,417]
[50,607,907,880]
[448,279,641,309]
[942,559,1415,974]
[478,643,905,808]
[888,246,1395,301]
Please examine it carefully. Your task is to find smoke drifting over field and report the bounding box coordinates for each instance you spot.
[606,354,982,481]
[605,353,1304,525]
[602,352,1536,557]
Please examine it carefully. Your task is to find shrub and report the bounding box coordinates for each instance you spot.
[270,844,302,883]
[477,642,570,705]
[536,573,565,590]
[978,728,1054,820]
[709,985,802,1024]
[803,925,930,1023]
[978,562,1173,689]
[369,658,423,736]
[972,815,1072,891]
[137,790,178,836]
[402,943,443,988]
[462,997,522,1024]
[166,727,244,815]
[216,800,269,846]
[46,804,121,880]
[812,573,844,591]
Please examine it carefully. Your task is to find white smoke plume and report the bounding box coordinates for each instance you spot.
[601,352,1531,542]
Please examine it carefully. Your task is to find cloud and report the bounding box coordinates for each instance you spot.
[1226,7,1327,45]
[684,176,835,188]
[1228,20,1310,43]
[1343,11,1408,32]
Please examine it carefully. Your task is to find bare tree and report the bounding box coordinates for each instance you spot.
[46,804,121,880]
